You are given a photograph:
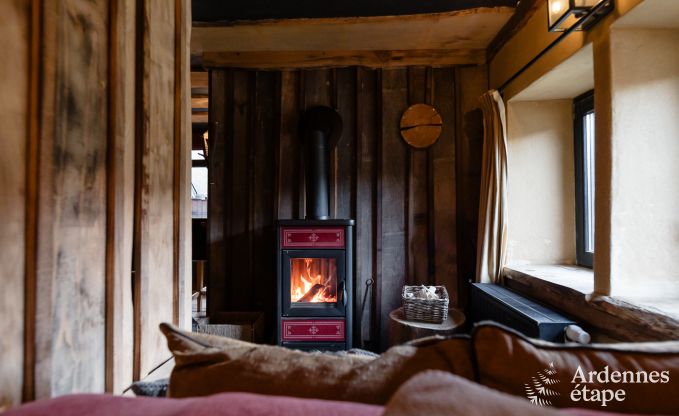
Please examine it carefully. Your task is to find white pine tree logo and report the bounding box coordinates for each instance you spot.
[524,362,561,406]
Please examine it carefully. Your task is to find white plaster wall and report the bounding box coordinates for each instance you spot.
[506,100,576,265]
[609,28,679,297]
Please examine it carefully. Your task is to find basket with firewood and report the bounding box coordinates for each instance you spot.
[401,285,449,324]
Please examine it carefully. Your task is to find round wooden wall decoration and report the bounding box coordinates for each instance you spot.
[399,103,443,149]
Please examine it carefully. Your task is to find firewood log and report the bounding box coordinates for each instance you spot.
[298,284,325,302]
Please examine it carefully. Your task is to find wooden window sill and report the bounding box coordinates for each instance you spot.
[502,265,679,342]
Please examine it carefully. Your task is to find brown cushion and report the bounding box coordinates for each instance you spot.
[473,323,679,414]
[159,323,474,404]
[384,370,565,416]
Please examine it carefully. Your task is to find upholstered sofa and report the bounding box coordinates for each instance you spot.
[6,322,679,415]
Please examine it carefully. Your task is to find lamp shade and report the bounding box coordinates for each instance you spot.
[547,0,613,32]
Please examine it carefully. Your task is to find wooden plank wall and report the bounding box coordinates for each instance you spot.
[134,0,179,380]
[0,0,192,406]
[0,0,30,409]
[107,0,136,395]
[454,66,488,311]
[34,0,111,397]
[208,66,487,351]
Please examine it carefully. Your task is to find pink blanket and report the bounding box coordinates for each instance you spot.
[5,392,384,416]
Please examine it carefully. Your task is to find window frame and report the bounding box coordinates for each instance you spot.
[573,90,595,268]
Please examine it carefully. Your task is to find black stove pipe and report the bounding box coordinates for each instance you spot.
[299,106,342,220]
[306,130,330,219]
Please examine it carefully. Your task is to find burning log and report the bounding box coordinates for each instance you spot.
[298,284,325,302]
[321,286,335,299]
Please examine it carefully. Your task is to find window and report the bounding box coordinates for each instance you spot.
[574,91,595,268]
[192,149,208,218]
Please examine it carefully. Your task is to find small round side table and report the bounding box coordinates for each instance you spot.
[388,306,466,347]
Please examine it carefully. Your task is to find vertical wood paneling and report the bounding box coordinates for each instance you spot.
[454,65,488,310]
[207,69,229,319]
[0,0,29,407]
[431,68,458,303]
[230,70,252,311]
[277,71,301,219]
[334,68,356,220]
[1,0,191,402]
[136,0,176,378]
[35,0,109,397]
[355,68,377,349]
[208,65,481,351]
[302,69,333,108]
[22,0,41,400]
[378,69,408,350]
[303,69,332,217]
[406,67,430,286]
[106,0,136,393]
[251,71,277,326]
[175,0,192,331]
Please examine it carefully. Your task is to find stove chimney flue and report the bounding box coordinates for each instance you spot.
[299,106,342,220]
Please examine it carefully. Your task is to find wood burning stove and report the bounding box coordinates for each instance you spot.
[277,220,353,350]
[276,106,353,351]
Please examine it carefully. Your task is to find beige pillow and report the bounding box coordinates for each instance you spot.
[384,370,564,416]
[473,323,679,414]
[160,323,474,404]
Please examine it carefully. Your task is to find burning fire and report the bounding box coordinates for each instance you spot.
[291,258,337,303]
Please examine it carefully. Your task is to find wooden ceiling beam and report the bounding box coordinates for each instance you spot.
[192,8,514,58]
[202,49,486,69]
[192,97,208,109]
[486,0,541,62]
[191,71,208,89]
[192,113,208,124]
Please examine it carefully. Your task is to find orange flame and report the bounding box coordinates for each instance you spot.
[290,258,337,303]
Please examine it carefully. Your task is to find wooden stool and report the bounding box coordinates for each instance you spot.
[388,306,466,347]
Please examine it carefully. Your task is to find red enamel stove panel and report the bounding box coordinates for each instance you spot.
[281,319,345,342]
[281,227,345,249]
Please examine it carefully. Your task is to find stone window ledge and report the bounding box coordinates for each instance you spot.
[502,264,679,342]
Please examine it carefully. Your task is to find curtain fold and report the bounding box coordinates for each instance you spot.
[475,90,508,284]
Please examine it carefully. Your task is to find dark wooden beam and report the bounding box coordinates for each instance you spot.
[193,10,514,59]
[192,0,518,22]
[202,49,486,69]
[487,0,541,62]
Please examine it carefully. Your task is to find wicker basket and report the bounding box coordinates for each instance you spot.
[402,285,449,324]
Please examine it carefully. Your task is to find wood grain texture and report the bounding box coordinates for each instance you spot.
[191,97,209,109]
[504,268,679,341]
[276,71,301,219]
[400,103,442,149]
[355,68,377,349]
[191,71,208,89]
[406,68,430,287]
[106,0,136,394]
[207,70,229,319]
[208,65,475,350]
[34,0,109,398]
[250,71,277,324]
[22,0,40,402]
[333,68,356,220]
[454,65,487,311]
[388,306,465,346]
[176,0,192,331]
[0,0,29,407]
[378,69,409,350]
[229,70,252,311]
[486,0,541,62]
[192,8,514,53]
[431,68,457,303]
[136,0,176,378]
[1,0,191,401]
[202,49,486,69]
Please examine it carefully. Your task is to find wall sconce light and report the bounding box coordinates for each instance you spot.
[547,0,614,32]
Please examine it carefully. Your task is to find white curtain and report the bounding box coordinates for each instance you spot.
[475,90,508,284]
